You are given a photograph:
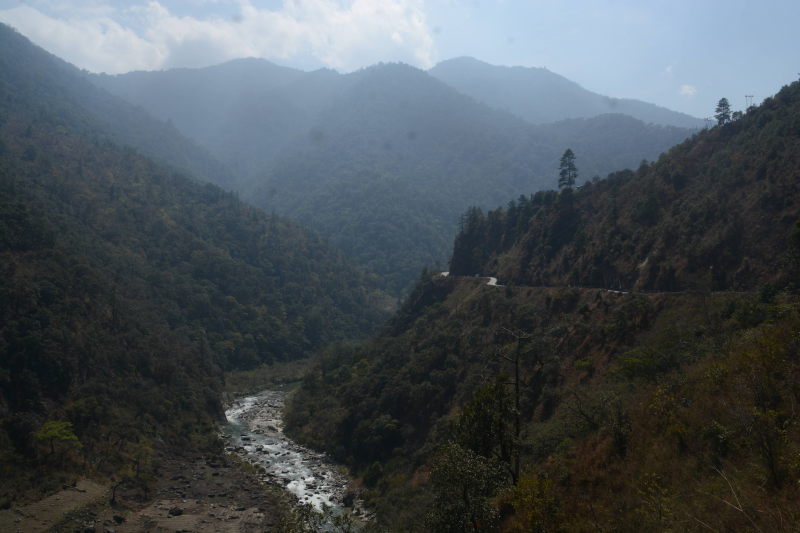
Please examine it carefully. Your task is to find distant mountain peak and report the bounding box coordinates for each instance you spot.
[438,56,492,66]
[435,56,558,76]
[90,50,695,294]
[357,61,426,75]
[430,57,703,128]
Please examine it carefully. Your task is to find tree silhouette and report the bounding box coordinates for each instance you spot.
[558,148,578,189]
[715,98,732,125]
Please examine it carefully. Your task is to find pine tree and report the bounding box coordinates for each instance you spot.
[558,148,578,189]
[715,98,732,125]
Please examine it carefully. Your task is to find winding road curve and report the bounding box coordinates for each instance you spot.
[439,271,633,294]
[440,271,501,287]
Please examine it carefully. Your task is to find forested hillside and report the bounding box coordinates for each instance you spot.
[0,24,236,189]
[286,80,800,531]
[450,81,800,291]
[0,26,388,501]
[93,58,337,185]
[430,56,705,128]
[254,64,692,293]
[95,59,693,294]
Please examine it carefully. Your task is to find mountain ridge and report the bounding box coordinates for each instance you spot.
[430,56,705,128]
[94,56,697,294]
[449,81,800,292]
[286,79,800,531]
[0,23,237,190]
[0,25,389,500]
[250,61,696,292]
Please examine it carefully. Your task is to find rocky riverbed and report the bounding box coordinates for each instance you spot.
[222,390,369,519]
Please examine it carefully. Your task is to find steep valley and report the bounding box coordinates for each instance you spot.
[287,274,800,531]
[285,80,800,531]
[1,16,800,533]
[0,23,388,523]
[96,59,695,294]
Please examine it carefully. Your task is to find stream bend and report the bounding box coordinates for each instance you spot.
[222,390,353,513]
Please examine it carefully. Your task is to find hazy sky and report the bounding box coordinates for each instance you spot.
[1,0,797,118]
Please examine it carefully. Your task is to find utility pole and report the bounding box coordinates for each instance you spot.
[745,94,754,108]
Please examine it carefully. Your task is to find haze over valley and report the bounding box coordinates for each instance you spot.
[93,56,696,293]
[1,1,799,531]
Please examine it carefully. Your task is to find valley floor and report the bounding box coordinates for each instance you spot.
[2,454,286,533]
[0,480,106,533]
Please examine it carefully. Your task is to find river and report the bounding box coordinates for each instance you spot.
[221,389,366,518]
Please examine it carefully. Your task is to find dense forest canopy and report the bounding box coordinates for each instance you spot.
[449,81,800,292]
[0,24,236,190]
[3,14,799,532]
[95,58,695,294]
[286,80,800,531]
[0,23,388,500]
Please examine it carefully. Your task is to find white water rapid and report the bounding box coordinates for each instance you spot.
[221,390,360,515]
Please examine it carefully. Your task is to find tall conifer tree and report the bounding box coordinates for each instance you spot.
[558,148,578,189]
